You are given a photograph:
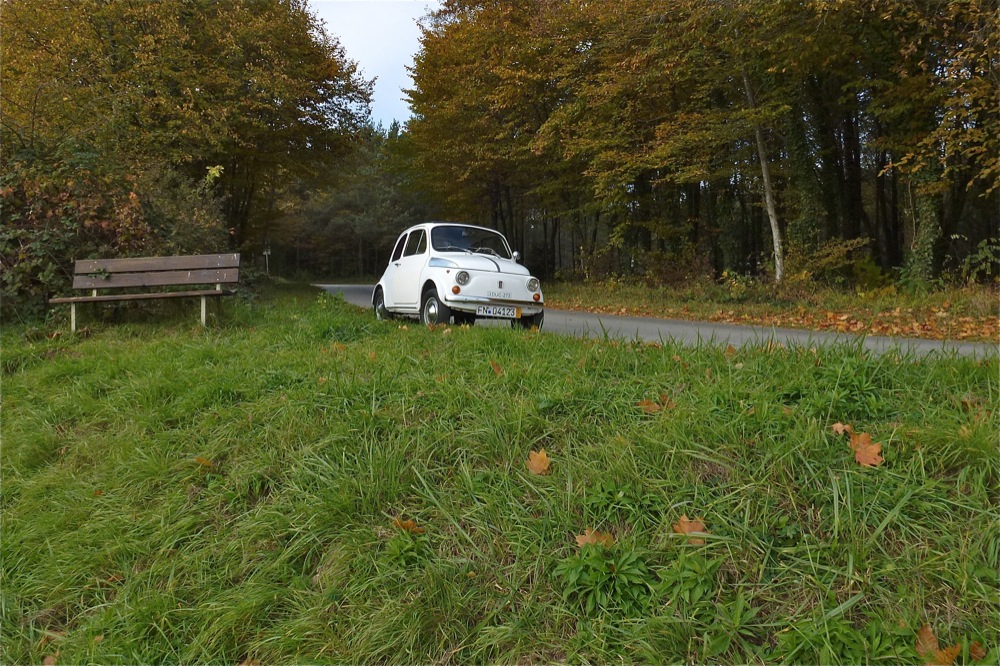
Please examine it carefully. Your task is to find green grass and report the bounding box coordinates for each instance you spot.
[544,280,999,342]
[2,285,998,664]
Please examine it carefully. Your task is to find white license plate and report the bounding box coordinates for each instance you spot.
[476,305,520,319]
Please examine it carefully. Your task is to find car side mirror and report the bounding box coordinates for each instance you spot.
[512,251,521,263]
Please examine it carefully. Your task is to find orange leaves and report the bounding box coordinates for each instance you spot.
[526,449,551,475]
[392,517,426,534]
[490,359,504,376]
[637,393,675,414]
[915,624,963,665]
[673,514,709,545]
[832,423,884,467]
[849,432,884,467]
[575,528,615,548]
[193,456,214,469]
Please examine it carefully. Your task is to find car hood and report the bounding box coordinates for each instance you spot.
[445,254,531,275]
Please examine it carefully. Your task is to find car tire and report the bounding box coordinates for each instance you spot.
[373,288,392,320]
[513,311,544,330]
[421,287,452,325]
[454,312,476,326]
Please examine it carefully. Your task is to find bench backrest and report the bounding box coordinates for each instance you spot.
[73,254,240,290]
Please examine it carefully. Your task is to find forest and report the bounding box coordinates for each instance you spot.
[2,0,997,319]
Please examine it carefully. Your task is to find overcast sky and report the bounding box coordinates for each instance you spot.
[309,0,442,127]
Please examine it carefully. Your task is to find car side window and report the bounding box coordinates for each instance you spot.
[391,234,407,262]
[403,230,426,257]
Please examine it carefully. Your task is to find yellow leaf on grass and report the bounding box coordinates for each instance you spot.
[490,359,503,376]
[526,449,551,475]
[194,456,214,468]
[916,624,963,665]
[392,518,426,534]
[832,422,854,436]
[575,528,615,548]
[849,432,884,467]
[673,514,709,544]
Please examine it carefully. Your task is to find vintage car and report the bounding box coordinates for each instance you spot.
[372,222,544,328]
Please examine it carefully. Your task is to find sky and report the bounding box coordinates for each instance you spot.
[309,0,442,128]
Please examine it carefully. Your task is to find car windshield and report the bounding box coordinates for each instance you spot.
[431,226,512,259]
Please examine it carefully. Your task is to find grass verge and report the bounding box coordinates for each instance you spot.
[2,285,998,664]
[543,281,999,343]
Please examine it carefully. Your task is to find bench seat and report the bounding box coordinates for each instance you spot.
[49,253,240,331]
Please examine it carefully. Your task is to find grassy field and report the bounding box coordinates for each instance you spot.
[544,281,999,343]
[2,285,998,664]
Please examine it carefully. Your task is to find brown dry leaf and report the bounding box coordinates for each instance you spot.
[92,635,104,644]
[575,528,615,548]
[849,432,884,467]
[969,642,986,661]
[673,514,709,545]
[915,624,963,665]
[490,359,504,376]
[42,655,58,666]
[392,518,426,534]
[332,342,346,352]
[724,344,737,357]
[193,456,214,468]
[637,399,662,414]
[368,351,377,361]
[526,449,551,475]
[832,422,854,436]
[93,489,104,497]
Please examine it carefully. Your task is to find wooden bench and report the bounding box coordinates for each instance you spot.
[48,253,240,331]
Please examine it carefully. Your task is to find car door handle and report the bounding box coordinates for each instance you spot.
[394,262,401,267]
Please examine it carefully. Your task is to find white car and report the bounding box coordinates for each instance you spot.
[372,222,544,328]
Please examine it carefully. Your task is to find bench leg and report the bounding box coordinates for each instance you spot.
[71,302,77,333]
[200,296,207,327]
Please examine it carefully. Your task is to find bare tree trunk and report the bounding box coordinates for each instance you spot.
[742,71,784,283]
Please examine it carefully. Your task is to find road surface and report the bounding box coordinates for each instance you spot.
[315,284,998,357]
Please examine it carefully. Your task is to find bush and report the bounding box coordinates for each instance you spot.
[0,149,227,322]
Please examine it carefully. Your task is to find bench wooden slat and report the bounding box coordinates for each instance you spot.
[50,289,232,304]
[76,253,240,274]
[73,268,239,289]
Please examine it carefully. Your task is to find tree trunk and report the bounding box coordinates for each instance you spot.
[742,71,784,282]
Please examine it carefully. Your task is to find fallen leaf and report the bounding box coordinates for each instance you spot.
[970,642,986,661]
[332,342,346,352]
[849,432,884,467]
[92,635,104,644]
[576,528,615,548]
[637,399,662,414]
[915,624,962,665]
[638,394,674,414]
[526,449,551,475]
[724,344,737,357]
[368,351,377,361]
[93,489,104,496]
[392,518,426,534]
[193,456,214,468]
[832,422,854,436]
[43,654,58,666]
[673,514,709,544]
[490,359,503,376]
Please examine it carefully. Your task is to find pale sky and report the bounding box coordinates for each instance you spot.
[309,0,442,127]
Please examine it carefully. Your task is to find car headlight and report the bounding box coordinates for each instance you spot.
[526,278,540,293]
[456,271,471,286]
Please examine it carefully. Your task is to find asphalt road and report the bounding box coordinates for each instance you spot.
[315,284,998,357]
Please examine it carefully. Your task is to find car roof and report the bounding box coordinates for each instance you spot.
[400,222,503,236]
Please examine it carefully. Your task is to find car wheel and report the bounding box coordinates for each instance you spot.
[421,288,452,325]
[454,312,476,326]
[373,288,392,320]
[513,311,544,330]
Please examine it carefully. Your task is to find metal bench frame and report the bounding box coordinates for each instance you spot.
[48,253,240,331]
